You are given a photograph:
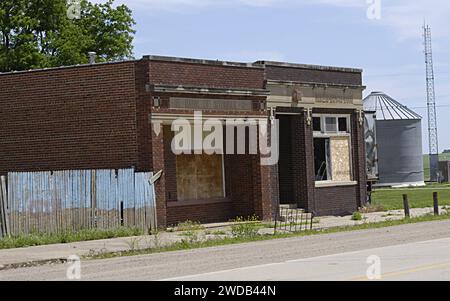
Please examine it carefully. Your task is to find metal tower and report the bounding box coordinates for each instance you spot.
[423,24,439,182]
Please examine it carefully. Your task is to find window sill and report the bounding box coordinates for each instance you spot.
[315,181,357,188]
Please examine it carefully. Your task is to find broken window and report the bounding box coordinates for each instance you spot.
[314,138,331,181]
[313,117,322,132]
[338,117,348,132]
[176,154,225,201]
[313,115,352,182]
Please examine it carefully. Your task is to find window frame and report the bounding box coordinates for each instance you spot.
[312,114,354,184]
[313,114,351,136]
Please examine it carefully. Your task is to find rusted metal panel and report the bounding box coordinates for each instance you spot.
[1,168,156,237]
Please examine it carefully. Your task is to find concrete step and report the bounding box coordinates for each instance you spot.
[279,204,298,209]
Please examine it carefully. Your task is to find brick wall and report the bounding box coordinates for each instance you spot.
[224,154,256,217]
[0,62,139,175]
[167,201,233,226]
[314,185,358,216]
[148,60,265,90]
[135,60,152,172]
[265,65,362,86]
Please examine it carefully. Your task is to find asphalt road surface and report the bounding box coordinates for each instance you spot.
[1,220,450,281]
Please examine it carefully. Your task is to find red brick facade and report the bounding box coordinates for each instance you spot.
[277,108,367,216]
[0,61,139,175]
[0,55,366,227]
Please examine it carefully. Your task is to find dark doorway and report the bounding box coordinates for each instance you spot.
[277,115,294,204]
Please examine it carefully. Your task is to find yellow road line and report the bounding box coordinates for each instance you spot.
[349,261,450,281]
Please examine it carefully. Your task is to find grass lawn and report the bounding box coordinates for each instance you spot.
[372,185,450,211]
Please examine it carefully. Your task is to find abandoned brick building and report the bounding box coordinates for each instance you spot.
[0,55,367,227]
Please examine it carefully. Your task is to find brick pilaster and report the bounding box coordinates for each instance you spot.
[151,123,167,228]
[353,111,368,208]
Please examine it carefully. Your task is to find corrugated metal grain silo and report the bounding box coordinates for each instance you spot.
[364,92,425,187]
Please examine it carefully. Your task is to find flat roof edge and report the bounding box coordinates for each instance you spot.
[0,59,138,76]
[256,60,363,73]
[143,55,264,69]
[267,79,365,89]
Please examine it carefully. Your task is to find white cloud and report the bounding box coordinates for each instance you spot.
[99,0,450,39]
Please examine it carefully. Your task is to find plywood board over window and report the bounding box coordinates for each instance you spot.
[176,154,224,201]
[330,136,352,181]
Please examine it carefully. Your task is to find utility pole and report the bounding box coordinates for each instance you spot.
[423,24,439,182]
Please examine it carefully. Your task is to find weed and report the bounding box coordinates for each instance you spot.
[177,220,204,232]
[351,212,363,221]
[230,215,260,238]
[126,237,142,251]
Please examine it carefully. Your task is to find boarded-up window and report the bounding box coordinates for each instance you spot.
[176,154,224,201]
[330,136,352,181]
[313,115,353,182]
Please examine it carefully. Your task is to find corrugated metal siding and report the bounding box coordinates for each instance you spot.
[0,168,156,237]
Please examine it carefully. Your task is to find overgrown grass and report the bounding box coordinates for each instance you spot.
[372,187,450,211]
[0,227,144,250]
[85,213,450,260]
[176,220,205,232]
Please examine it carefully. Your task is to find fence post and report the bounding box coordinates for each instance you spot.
[403,194,410,218]
[0,178,4,238]
[0,176,9,237]
[1,176,9,237]
[433,192,439,216]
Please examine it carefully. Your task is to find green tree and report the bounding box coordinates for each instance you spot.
[0,0,135,72]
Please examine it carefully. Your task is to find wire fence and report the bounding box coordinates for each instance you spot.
[274,207,315,233]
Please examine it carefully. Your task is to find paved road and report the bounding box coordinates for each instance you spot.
[1,220,450,281]
[164,237,450,281]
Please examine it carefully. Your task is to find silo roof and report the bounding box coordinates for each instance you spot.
[363,91,422,120]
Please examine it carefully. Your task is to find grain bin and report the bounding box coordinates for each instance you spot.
[363,92,425,187]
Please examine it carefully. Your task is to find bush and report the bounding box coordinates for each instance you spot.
[230,215,260,238]
[351,212,363,221]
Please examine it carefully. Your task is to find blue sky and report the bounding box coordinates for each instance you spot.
[98,0,450,153]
